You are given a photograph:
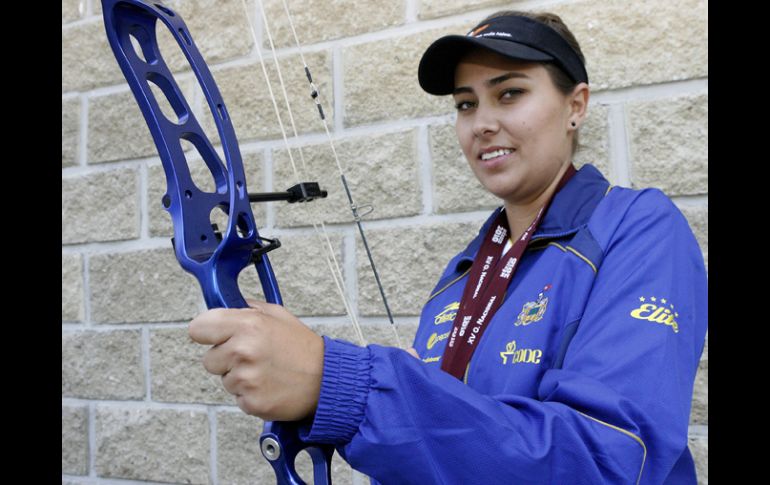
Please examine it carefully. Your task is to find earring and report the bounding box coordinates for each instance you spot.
[571,121,577,128]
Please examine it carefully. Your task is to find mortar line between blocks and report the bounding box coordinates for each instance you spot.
[209,407,219,485]
[143,327,152,402]
[79,94,88,167]
[417,125,433,215]
[88,402,96,477]
[83,254,92,325]
[405,0,418,23]
[609,104,631,187]
[139,164,148,240]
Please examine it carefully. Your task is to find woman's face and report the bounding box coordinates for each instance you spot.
[453,49,586,207]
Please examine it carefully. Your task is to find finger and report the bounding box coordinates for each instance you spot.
[245,300,285,318]
[220,365,240,393]
[202,342,234,376]
[189,308,250,345]
[406,347,420,359]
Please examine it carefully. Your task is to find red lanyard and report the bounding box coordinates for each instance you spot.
[440,164,576,380]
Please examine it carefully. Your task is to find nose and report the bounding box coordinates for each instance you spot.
[472,105,499,138]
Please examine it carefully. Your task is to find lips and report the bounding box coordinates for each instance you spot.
[478,146,515,162]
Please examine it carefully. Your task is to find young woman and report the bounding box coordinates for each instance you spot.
[189,11,707,484]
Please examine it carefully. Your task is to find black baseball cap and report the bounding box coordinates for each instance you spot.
[418,14,588,95]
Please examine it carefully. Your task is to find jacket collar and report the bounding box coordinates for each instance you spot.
[533,163,610,240]
[456,164,610,269]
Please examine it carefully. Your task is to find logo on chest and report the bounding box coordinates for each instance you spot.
[499,340,543,365]
[427,331,450,350]
[434,301,459,325]
[514,285,552,326]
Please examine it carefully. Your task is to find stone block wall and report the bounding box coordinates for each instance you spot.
[63,0,708,483]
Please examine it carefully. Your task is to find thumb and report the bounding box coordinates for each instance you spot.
[245,298,263,308]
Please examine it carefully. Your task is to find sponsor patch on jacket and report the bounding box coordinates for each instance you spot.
[499,340,543,365]
[514,285,551,326]
[434,301,459,325]
[426,331,450,350]
[630,296,680,333]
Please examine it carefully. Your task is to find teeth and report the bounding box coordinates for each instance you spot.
[480,149,513,161]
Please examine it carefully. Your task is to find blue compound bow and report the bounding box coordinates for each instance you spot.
[101,1,341,483]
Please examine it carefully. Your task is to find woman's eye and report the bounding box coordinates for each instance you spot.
[501,88,524,99]
[455,100,475,111]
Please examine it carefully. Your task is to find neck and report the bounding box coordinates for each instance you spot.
[503,162,573,239]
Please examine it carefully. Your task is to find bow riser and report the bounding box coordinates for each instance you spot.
[103,0,267,309]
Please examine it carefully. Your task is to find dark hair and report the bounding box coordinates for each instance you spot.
[480,11,587,155]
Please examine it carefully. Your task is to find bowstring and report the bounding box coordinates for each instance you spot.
[276,0,404,349]
[241,0,376,347]
[274,0,403,350]
[251,0,369,348]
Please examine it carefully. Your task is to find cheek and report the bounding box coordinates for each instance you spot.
[455,121,475,159]
[501,109,535,137]
[525,104,565,138]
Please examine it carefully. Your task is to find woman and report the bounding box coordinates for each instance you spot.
[189,11,707,484]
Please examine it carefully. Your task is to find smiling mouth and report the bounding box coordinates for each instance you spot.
[479,148,515,161]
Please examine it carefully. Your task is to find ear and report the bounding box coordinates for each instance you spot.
[567,82,590,129]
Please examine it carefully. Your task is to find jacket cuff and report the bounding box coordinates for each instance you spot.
[300,336,371,444]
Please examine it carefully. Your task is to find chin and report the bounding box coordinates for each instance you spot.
[476,175,518,199]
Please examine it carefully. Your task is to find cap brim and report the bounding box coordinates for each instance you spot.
[418,35,554,95]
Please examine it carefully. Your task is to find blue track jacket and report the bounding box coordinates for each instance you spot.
[301,164,708,484]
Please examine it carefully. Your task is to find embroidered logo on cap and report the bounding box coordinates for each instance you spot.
[467,23,490,37]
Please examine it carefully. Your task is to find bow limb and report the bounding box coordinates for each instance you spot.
[101,1,333,483]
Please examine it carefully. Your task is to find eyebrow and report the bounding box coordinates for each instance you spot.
[453,72,530,95]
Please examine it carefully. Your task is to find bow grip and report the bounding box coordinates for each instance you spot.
[101,1,334,483]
